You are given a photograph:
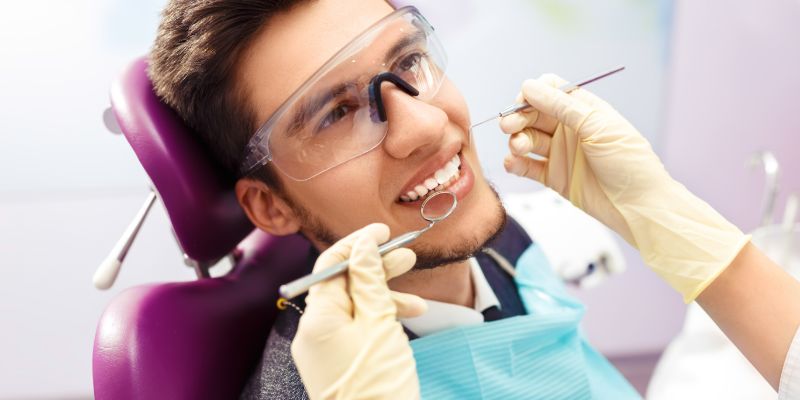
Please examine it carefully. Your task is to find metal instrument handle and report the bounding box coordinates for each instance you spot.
[278,225,432,299]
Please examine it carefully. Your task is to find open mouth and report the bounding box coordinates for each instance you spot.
[399,153,462,203]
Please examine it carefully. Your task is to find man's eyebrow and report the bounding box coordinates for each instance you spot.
[284,30,427,136]
[384,29,427,64]
[286,82,353,137]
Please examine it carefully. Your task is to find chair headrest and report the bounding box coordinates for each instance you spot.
[110,57,254,264]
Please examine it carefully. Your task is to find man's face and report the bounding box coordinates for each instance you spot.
[238,0,505,266]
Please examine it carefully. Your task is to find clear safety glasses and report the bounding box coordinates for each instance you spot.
[238,6,448,181]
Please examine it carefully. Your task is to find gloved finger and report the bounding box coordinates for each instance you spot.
[303,277,354,321]
[540,73,607,108]
[382,248,417,281]
[519,78,596,133]
[504,154,546,183]
[348,232,397,321]
[310,223,389,297]
[313,223,390,273]
[295,297,353,341]
[307,223,390,317]
[510,129,551,157]
[499,107,560,137]
[538,72,622,117]
[500,78,563,136]
[303,269,355,325]
[566,87,618,115]
[390,291,428,318]
[539,73,569,88]
[499,105,535,133]
[304,265,353,320]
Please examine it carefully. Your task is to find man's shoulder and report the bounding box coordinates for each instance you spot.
[491,214,534,263]
[240,309,308,400]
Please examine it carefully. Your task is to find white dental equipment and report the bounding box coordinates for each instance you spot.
[279,190,458,299]
[748,151,780,228]
[93,190,157,290]
[503,188,626,287]
[471,66,626,129]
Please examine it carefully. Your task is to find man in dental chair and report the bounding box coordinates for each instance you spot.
[149,0,640,398]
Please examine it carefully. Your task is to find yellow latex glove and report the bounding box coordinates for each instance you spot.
[291,223,425,400]
[499,74,750,303]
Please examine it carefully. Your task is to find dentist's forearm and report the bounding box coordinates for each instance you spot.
[697,242,800,390]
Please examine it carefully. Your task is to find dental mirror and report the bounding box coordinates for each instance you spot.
[420,190,458,224]
[279,190,457,299]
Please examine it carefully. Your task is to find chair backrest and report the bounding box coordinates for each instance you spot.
[109,57,253,264]
[92,58,311,399]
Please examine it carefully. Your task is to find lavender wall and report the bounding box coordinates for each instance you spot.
[634,1,800,391]
[570,0,800,373]
[662,1,800,232]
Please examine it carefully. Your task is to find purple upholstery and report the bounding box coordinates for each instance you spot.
[93,232,310,400]
[110,57,253,264]
[93,57,311,399]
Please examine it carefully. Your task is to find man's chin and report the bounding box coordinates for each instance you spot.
[411,185,507,270]
[290,178,507,270]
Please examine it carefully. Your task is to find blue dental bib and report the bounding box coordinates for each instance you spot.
[410,245,641,399]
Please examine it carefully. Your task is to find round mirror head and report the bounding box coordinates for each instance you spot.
[420,191,457,223]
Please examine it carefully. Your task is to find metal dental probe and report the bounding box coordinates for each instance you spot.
[471,66,626,128]
[279,191,458,299]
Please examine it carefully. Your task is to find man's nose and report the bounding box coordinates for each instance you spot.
[380,85,448,160]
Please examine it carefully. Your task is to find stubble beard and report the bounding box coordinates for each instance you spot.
[288,183,507,271]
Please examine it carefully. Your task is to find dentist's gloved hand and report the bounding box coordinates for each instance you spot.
[291,223,425,400]
[500,74,750,303]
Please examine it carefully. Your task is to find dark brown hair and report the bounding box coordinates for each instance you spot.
[149,0,314,188]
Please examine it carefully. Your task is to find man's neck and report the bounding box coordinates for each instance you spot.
[388,260,475,308]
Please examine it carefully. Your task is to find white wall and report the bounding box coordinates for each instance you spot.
[0,1,184,398]
[0,194,196,399]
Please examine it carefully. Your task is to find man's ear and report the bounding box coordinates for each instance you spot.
[235,178,301,236]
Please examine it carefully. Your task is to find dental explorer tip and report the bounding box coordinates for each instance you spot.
[471,115,499,128]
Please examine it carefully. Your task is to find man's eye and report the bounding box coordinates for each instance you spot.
[394,52,425,72]
[318,103,353,132]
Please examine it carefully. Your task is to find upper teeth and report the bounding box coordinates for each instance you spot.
[400,155,461,202]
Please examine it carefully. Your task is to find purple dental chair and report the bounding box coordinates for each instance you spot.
[92,57,311,399]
